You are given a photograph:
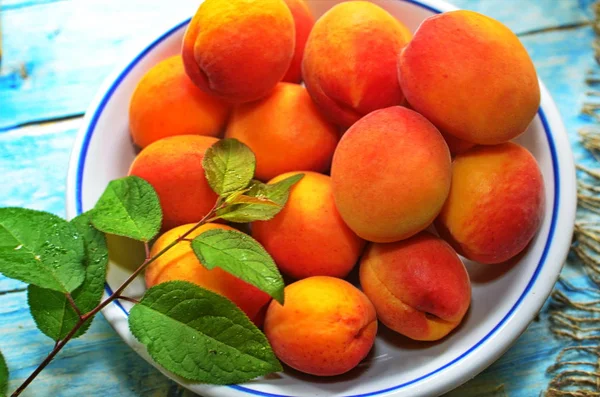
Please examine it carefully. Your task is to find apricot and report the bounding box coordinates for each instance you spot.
[282,0,314,83]
[145,223,271,325]
[264,276,377,376]
[302,1,412,127]
[128,135,218,230]
[128,55,229,148]
[182,0,295,103]
[331,106,451,243]
[359,232,471,341]
[435,143,545,264]
[252,172,365,280]
[225,83,339,181]
[398,10,540,145]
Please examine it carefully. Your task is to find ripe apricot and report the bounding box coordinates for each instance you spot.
[225,83,339,181]
[182,0,295,103]
[252,172,365,280]
[435,143,545,264]
[302,1,412,127]
[331,106,451,243]
[282,0,314,83]
[128,135,218,230]
[264,276,377,376]
[145,223,272,325]
[399,10,540,144]
[129,55,229,148]
[360,232,471,341]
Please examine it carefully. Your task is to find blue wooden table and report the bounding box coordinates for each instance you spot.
[0,0,598,396]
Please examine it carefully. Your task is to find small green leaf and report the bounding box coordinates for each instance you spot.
[28,212,109,340]
[227,195,279,207]
[91,176,162,242]
[203,139,256,196]
[216,174,304,223]
[129,281,282,384]
[223,188,250,204]
[0,207,85,293]
[192,229,284,304]
[0,349,7,397]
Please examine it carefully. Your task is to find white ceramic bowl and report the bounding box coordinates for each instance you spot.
[65,0,577,396]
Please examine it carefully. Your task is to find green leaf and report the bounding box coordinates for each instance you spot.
[28,213,109,341]
[0,207,85,293]
[0,349,7,397]
[91,176,162,242]
[129,281,282,384]
[216,174,304,223]
[223,188,250,204]
[202,139,256,196]
[191,229,284,304]
[227,195,279,207]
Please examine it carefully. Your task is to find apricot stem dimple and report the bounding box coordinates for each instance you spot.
[326,90,365,125]
[370,264,457,325]
[425,312,446,322]
[196,62,214,92]
[354,320,375,340]
[368,258,432,319]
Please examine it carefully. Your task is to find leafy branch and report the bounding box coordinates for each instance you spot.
[0,139,303,396]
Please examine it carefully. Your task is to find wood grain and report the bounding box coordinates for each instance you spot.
[0,0,593,130]
[0,0,595,396]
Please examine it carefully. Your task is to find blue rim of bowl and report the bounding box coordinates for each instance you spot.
[74,1,560,396]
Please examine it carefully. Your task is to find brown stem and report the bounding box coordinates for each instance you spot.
[10,201,224,397]
[65,293,82,318]
[116,295,139,304]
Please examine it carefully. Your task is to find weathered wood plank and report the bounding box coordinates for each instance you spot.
[0,0,198,130]
[0,0,592,130]
[452,0,593,33]
[0,118,80,292]
[523,26,597,166]
[0,0,596,396]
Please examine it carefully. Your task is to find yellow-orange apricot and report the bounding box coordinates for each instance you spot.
[145,223,271,325]
[225,83,339,181]
[129,55,229,148]
[252,172,365,280]
[331,106,451,243]
[182,0,295,103]
[435,143,545,264]
[398,10,540,144]
[128,135,219,230]
[264,276,377,376]
[302,1,412,127]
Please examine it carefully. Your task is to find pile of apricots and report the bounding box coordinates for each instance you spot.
[127,0,545,377]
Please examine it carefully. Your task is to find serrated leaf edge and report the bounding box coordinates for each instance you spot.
[92,176,161,242]
[191,230,284,304]
[203,139,256,196]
